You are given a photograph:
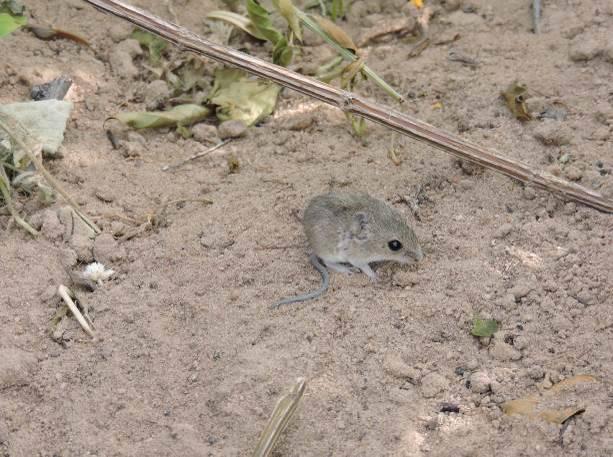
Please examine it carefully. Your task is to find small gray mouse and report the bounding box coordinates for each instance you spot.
[272,192,423,308]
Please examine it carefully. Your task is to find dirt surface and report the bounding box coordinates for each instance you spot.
[1,0,613,456]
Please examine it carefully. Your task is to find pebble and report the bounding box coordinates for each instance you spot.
[563,165,583,181]
[192,123,219,144]
[383,354,419,380]
[420,372,448,398]
[94,187,115,203]
[59,247,78,268]
[591,126,610,141]
[391,270,419,288]
[533,121,572,146]
[509,284,532,301]
[469,370,491,394]
[568,34,602,61]
[575,289,595,306]
[108,23,132,43]
[283,113,315,131]
[489,337,522,361]
[0,348,37,389]
[217,120,247,139]
[93,232,125,264]
[41,209,64,241]
[144,80,170,110]
[109,39,142,79]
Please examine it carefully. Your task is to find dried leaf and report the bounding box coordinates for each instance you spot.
[208,68,280,126]
[272,0,302,41]
[340,59,364,89]
[411,0,424,8]
[28,25,90,46]
[471,318,498,337]
[502,81,532,121]
[131,29,167,64]
[313,14,357,53]
[502,375,599,424]
[206,10,266,40]
[111,104,210,130]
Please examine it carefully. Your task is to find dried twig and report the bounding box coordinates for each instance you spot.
[82,0,613,213]
[161,139,230,171]
[57,284,95,338]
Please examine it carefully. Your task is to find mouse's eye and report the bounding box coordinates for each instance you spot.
[388,240,402,251]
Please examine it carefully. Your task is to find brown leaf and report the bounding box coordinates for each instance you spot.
[28,24,90,46]
[313,15,357,53]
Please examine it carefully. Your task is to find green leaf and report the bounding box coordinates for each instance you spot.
[470,318,498,337]
[272,36,293,67]
[0,7,28,38]
[208,68,280,126]
[272,0,302,41]
[206,10,266,40]
[112,104,210,130]
[246,0,283,45]
[329,0,345,21]
[131,29,167,64]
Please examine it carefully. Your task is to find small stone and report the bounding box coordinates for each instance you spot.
[120,140,144,158]
[499,293,516,309]
[127,131,146,145]
[469,370,491,394]
[383,354,418,380]
[391,270,419,288]
[217,120,247,139]
[523,187,537,200]
[495,223,513,239]
[109,39,142,79]
[564,165,583,181]
[533,121,573,146]
[575,290,595,306]
[110,221,126,237]
[283,113,315,131]
[441,0,462,12]
[0,348,37,389]
[94,233,124,264]
[94,188,115,203]
[420,372,448,398]
[568,34,603,61]
[509,284,532,300]
[59,247,78,268]
[41,209,63,241]
[144,80,170,110]
[192,123,219,144]
[527,365,544,380]
[489,338,522,361]
[108,23,131,42]
[70,234,94,262]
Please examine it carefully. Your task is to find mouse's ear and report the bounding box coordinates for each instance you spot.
[350,212,369,240]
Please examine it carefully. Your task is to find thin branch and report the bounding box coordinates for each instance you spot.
[83,0,613,213]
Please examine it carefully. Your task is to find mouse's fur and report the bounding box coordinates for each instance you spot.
[304,192,422,278]
[271,192,423,308]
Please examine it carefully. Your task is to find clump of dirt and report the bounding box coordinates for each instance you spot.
[1,1,612,456]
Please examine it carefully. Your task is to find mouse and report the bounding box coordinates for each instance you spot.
[271,192,423,308]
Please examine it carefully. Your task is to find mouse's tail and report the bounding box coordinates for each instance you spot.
[270,254,329,309]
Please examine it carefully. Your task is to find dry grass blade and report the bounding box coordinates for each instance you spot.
[81,0,613,213]
[57,285,95,338]
[253,378,306,457]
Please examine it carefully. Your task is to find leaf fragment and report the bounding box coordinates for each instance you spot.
[313,14,357,53]
[502,81,532,121]
[131,29,167,64]
[111,104,210,130]
[272,0,302,41]
[28,24,90,46]
[470,318,498,337]
[206,10,266,40]
[208,68,280,126]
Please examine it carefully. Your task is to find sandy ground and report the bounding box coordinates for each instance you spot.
[1,0,612,456]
